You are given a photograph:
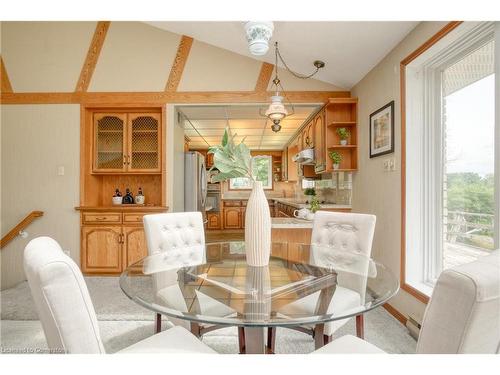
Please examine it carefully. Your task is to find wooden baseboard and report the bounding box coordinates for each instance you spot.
[383,303,407,325]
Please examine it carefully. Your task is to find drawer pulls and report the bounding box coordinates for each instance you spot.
[118,233,124,243]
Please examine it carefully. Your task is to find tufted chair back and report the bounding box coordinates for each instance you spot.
[417,250,500,353]
[24,237,106,354]
[142,212,206,329]
[310,211,376,301]
[143,212,206,267]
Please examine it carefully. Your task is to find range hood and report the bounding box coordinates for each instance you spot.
[293,148,315,165]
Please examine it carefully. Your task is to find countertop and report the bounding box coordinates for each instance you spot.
[271,198,351,210]
[75,205,168,212]
[271,218,313,229]
[221,196,351,210]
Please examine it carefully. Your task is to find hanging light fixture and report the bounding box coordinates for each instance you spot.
[262,42,326,132]
[244,22,274,56]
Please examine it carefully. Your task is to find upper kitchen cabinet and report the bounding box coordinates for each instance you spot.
[93,111,161,174]
[313,110,326,173]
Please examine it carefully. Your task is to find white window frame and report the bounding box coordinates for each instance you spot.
[405,22,499,296]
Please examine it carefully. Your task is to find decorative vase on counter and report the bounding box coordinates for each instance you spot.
[245,181,271,266]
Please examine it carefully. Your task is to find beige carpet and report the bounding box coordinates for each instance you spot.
[1,277,416,354]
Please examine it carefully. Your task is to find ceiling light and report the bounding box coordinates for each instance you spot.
[244,22,274,56]
[260,42,325,132]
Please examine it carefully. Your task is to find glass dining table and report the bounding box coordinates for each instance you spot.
[120,241,399,354]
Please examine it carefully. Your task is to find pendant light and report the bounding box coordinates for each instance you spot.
[261,42,325,133]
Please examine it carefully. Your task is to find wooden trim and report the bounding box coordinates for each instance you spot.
[383,303,407,325]
[254,62,274,92]
[1,56,13,93]
[400,21,463,66]
[75,21,110,92]
[165,35,193,92]
[1,90,350,105]
[400,21,463,305]
[1,211,44,249]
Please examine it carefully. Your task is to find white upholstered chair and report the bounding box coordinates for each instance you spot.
[142,212,235,338]
[271,211,376,350]
[315,250,500,354]
[23,236,215,354]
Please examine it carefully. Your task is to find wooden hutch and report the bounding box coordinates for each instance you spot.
[76,105,167,274]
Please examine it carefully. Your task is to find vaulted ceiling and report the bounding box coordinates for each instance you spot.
[147,21,419,89]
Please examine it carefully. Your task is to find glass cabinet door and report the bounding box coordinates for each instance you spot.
[128,113,161,172]
[94,113,127,172]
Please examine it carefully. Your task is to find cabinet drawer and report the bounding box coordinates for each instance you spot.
[123,213,147,224]
[223,200,241,207]
[83,213,122,224]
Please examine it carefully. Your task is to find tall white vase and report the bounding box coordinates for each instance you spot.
[245,181,271,266]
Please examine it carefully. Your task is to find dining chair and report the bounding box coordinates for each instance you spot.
[314,250,500,354]
[23,236,216,354]
[269,211,376,350]
[142,212,241,347]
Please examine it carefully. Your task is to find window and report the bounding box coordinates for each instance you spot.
[229,155,273,190]
[404,22,499,296]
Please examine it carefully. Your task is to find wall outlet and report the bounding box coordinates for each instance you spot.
[383,159,390,171]
[57,165,65,176]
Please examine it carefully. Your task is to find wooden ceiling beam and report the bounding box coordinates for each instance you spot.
[165,35,194,92]
[75,21,111,92]
[0,90,350,105]
[1,56,13,93]
[254,62,274,92]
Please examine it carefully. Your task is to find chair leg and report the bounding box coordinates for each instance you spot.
[267,327,276,353]
[323,334,332,345]
[155,313,161,333]
[238,327,246,353]
[356,314,364,339]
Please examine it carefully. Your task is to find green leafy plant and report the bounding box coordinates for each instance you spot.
[208,128,254,182]
[309,196,320,213]
[336,127,350,140]
[304,188,316,196]
[328,151,342,165]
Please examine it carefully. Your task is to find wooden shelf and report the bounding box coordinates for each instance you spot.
[328,145,357,149]
[328,121,357,127]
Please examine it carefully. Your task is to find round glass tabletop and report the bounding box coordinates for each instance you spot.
[120,241,399,327]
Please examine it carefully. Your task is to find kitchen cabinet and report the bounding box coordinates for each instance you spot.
[313,109,327,173]
[281,149,288,181]
[286,145,299,182]
[207,211,222,229]
[302,121,314,149]
[223,207,242,229]
[93,112,161,174]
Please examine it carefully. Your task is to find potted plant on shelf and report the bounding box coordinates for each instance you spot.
[208,128,271,267]
[329,151,342,170]
[303,187,316,200]
[336,127,350,145]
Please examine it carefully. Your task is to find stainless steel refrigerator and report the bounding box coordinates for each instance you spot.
[184,151,207,222]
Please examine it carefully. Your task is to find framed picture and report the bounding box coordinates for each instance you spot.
[369,101,394,158]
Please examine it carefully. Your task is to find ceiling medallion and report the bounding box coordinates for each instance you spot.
[260,41,326,132]
[244,22,274,56]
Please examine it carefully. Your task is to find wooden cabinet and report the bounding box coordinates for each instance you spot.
[81,226,123,273]
[123,226,148,268]
[313,110,327,173]
[206,153,214,169]
[287,145,298,182]
[207,212,222,230]
[223,207,242,229]
[281,149,288,181]
[78,208,166,274]
[93,112,161,174]
[302,121,314,149]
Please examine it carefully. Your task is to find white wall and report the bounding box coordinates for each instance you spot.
[0,105,80,289]
[350,22,449,321]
